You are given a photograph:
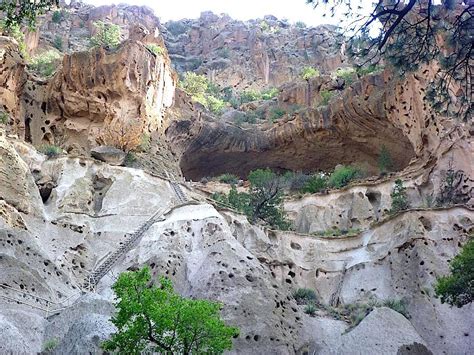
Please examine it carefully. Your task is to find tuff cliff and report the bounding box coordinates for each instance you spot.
[0,2,472,355]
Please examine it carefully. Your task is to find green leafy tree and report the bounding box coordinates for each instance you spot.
[0,0,58,30]
[248,169,290,230]
[90,21,121,49]
[212,169,290,230]
[306,0,472,121]
[378,145,393,173]
[180,72,226,114]
[435,238,473,307]
[0,22,27,56]
[390,179,409,213]
[103,267,239,354]
[180,72,208,98]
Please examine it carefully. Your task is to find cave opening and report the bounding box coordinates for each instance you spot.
[179,133,416,182]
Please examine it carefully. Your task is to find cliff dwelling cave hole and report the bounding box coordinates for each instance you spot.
[178,125,416,181]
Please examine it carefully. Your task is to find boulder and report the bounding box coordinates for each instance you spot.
[336,308,430,354]
[90,146,126,166]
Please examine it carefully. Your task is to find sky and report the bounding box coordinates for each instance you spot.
[82,0,362,27]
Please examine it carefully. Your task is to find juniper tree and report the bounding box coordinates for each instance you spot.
[306,0,473,121]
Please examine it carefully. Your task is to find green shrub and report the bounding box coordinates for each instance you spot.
[51,10,63,23]
[328,165,363,188]
[282,171,311,191]
[293,288,317,304]
[319,89,334,107]
[212,186,252,215]
[180,72,224,114]
[435,238,473,307]
[259,21,279,34]
[356,65,381,76]
[435,162,466,206]
[146,43,164,56]
[302,174,327,193]
[207,95,226,115]
[39,144,62,158]
[261,87,279,100]
[378,145,393,173]
[313,227,361,237]
[29,50,61,77]
[382,299,409,318]
[0,111,8,124]
[334,67,356,85]
[390,179,409,213]
[53,35,63,50]
[304,303,317,316]
[240,89,261,103]
[295,21,307,28]
[124,152,136,166]
[180,72,208,97]
[269,107,286,122]
[218,173,239,185]
[1,22,27,57]
[89,21,121,49]
[301,66,320,80]
[139,133,151,152]
[42,338,58,352]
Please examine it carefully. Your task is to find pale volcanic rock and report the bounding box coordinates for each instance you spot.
[0,37,26,132]
[22,40,175,153]
[163,13,346,90]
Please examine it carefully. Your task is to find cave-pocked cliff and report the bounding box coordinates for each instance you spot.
[0,2,473,355]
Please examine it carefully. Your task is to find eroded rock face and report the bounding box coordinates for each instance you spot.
[226,206,474,354]
[163,13,345,90]
[0,37,25,130]
[170,73,416,180]
[22,40,175,153]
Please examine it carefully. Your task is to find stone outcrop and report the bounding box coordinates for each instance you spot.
[163,12,345,90]
[90,146,126,166]
[169,73,417,180]
[21,40,175,154]
[0,37,25,129]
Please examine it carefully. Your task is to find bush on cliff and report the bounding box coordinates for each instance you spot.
[390,179,409,213]
[146,44,164,56]
[435,238,474,307]
[180,72,226,115]
[90,21,121,49]
[301,66,320,80]
[102,267,239,354]
[29,50,61,77]
[328,165,363,189]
